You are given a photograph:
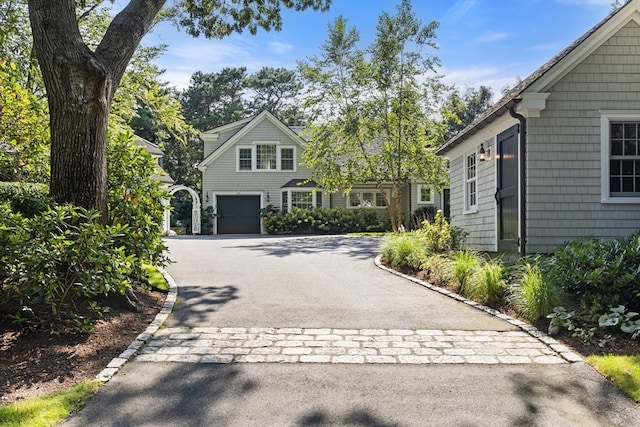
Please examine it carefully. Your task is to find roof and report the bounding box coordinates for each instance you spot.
[281,179,319,188]
[436,0,636,155]
[133,136,164,157]
[198,110,307,171]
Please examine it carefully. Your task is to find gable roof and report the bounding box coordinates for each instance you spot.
[436,0,639,155]
[197,110,307,171]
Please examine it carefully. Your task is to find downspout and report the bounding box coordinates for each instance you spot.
[509,105,527,256]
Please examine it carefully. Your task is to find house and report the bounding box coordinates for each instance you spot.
[198,110,444,234]
[436,0,640,254]
[133,137,175,186]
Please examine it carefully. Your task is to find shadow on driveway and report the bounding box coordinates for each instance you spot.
[231,235,383,260]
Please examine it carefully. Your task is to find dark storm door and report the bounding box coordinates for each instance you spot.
[496,126,519,252]
[216,195,261,234]
[442,188,451,219]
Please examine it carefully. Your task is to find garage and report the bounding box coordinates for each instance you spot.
[216,195,261,234]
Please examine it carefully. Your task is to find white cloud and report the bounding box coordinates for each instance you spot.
[477,32,512,43]
[442,0,479,23]
[440,66,518,98]
[268,41,294,55]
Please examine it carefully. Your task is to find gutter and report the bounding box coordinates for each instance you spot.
[508,105,527,256]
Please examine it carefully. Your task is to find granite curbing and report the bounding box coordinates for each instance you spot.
[373,255,583,363]
[95,266,178,382]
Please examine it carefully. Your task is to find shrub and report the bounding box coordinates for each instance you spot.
[262,207,389,234]
[1,205,135,329]
[416,210,468,253]
[422,253,454,287]
[544,233,640,313]
[452,250,481,295]
[465,260,506,306]
[509,259,565,321]
[410,205,437,230]
[380,233,427,270]
[107,131,168,272]
[0,182,50,217]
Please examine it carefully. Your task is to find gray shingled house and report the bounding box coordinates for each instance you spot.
[436,0,640,254]
[197,110,442,234]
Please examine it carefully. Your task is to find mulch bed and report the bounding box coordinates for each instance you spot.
[0,288,166,406]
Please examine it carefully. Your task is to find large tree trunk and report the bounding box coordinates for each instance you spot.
[27,0,165,217]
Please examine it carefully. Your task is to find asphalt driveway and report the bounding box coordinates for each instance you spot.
[62,235,640,427]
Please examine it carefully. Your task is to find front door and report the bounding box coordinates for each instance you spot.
[496,126,519,252]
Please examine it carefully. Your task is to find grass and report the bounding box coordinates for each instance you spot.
[0,380,102,427]
[586,355,640,402]
[509,262,565,322]
[142,263,169,291]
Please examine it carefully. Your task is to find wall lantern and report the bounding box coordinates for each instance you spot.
[205,191,210,203]
[479,143,491,162]
[266,191,270,203]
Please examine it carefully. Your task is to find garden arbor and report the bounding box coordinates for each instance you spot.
[163,185,201,235]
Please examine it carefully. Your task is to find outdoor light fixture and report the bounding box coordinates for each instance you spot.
[266,191,270,203]
[479,143,491,162]
[205,191,210,203]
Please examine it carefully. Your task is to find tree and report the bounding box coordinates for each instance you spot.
[439,85,493,143]
[245,66,306,125]
[299,0,447,231]
[26,0,330,218]
[181,67,248,132]
[0,60,49,182]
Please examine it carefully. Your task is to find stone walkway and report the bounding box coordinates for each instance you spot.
[133,326,578,365]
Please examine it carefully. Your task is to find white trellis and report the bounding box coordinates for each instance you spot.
[163,185,201,235]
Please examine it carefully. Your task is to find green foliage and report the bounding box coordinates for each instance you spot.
[546,307,598,343]
[452,250,481,295]
[410,205,437,230]
[262,207,389,235]
[0,60,49,183]
[599,306,640,339]
[509,259,565,321]
[381,233,427,270]
[437,86,493,144]
[107,131,168,273]
[545,233,640,313]
[299,1,449,231]
[416,210,466,253]
[0,182,50,217]
[465,260,506,306]
[0,204,135,329]
[422,253,454,287]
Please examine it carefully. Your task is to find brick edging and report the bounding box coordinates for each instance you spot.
[95,266,178,382]
[373,255,582,363]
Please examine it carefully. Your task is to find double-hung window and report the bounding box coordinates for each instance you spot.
[465,152,477,212]
[256,144,277,170]
[348,190,387,209]
[417,184,434,204]
[281,189,322,213]
[237,143,296,172]
[601,112,640,203]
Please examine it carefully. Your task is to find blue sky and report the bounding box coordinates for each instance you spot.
[114,0,615,98]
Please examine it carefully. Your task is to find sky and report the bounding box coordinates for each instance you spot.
[112,0,616,99]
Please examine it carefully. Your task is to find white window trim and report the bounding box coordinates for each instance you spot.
[464,151,478,214]
[416,184,434,204]
[236,142,297,172]
[281,188,322,212]
[600,111,640,204]
[347,190,388,209]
